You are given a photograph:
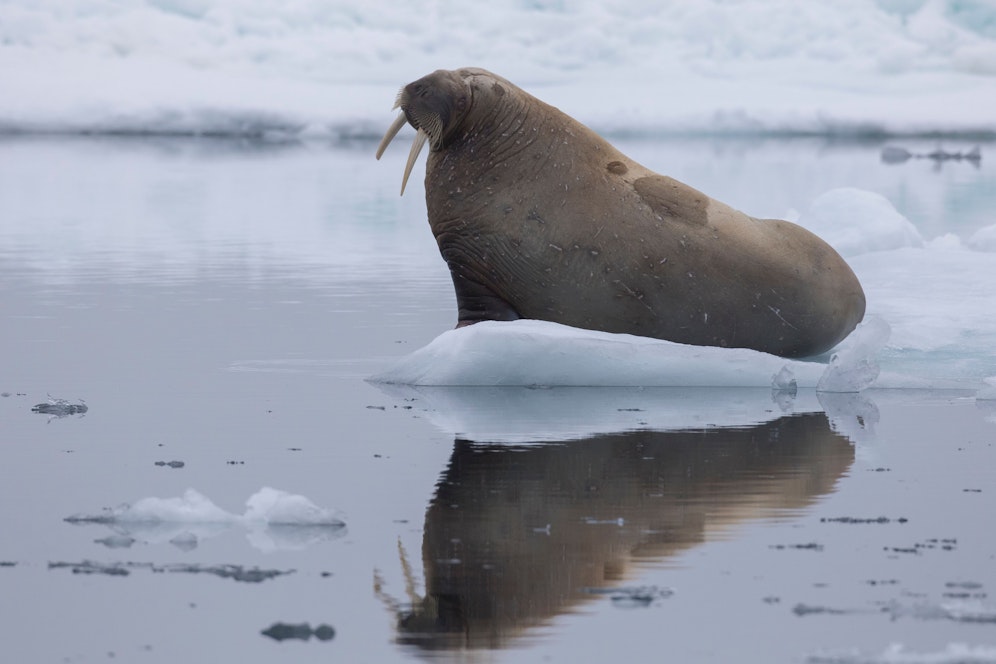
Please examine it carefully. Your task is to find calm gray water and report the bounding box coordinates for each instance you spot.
[1,136,994,663]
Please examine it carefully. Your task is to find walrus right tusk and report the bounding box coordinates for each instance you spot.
[399,128,428,196]
[376,111,428,196]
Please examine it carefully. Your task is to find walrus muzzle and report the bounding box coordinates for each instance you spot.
[375,74,469,195]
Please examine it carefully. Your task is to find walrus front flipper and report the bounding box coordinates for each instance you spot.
[449,271,521,327]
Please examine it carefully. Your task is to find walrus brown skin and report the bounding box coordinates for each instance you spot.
[377,67,866,358]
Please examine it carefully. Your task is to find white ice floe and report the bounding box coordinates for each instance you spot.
[817,317,890,393]
[372,319,825,388]
[969,224,996,252]
[67,487,345,552]
[978,376,996,401]
[371,316,895,391]
[118,488,238,524]
[243,486,345,526]
[797,188,924,258]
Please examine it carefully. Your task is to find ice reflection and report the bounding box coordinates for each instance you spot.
[375,384,879,444]
[380,399,857,652]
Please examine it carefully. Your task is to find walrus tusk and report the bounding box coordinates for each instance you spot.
[376,111,428,196]
[399,127,428,196]
[375,111,407,161]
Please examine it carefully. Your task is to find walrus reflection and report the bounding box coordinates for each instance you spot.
[387,412,852,651]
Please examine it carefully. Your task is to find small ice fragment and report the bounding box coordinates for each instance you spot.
[94,535,135,549]
[977,376,996,401]
[809,642,996,663]
[880,146,912,163]
[243,487,345,527]
[583,517,625,526]
[31,396,88,417]
[170,532,199,552]
[583,585,674,608]
[771,366,797,391]
[121,489,237,524]
[817,317,890,393]
[968,223,996,252]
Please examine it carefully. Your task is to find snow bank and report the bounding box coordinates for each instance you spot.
[2,0,995,137]
[798,188,924,258]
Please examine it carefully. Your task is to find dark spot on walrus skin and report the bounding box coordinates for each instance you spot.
[607,160,628,175]
[633,175,709,226]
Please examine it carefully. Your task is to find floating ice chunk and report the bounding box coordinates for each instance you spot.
[941,600,996,624]
[969,223,996,252]
[977,376,996,401]
[243,488,346,552]
[808,642,996,664]
[31,396,88,418]
[66,487,345,552]
[797,188,923,257]
[243,487,345,527]
[118,488,237,524]
[817,317,890,393]
[169,531,199,552]
[926,233,962,250]
[371,319,828,388]
[771,366,798,391]
[94,534,135,549]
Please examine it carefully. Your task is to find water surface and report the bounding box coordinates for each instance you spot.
[1,136,994,663]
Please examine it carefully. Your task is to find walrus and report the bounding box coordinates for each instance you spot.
[376,68,866,358]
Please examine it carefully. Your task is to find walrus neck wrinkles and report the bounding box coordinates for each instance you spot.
[424,89,601,329]
[428,96,574,198]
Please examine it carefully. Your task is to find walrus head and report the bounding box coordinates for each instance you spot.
[375,69,472,195]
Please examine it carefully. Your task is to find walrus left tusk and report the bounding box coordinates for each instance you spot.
[375,112,407,161]
[399,128,428,196]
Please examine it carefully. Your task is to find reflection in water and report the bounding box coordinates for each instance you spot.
[386,413,852,652]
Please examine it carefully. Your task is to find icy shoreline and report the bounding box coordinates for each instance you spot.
[2,0,995,139]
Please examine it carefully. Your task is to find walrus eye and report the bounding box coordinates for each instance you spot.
[456,96,467,111]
